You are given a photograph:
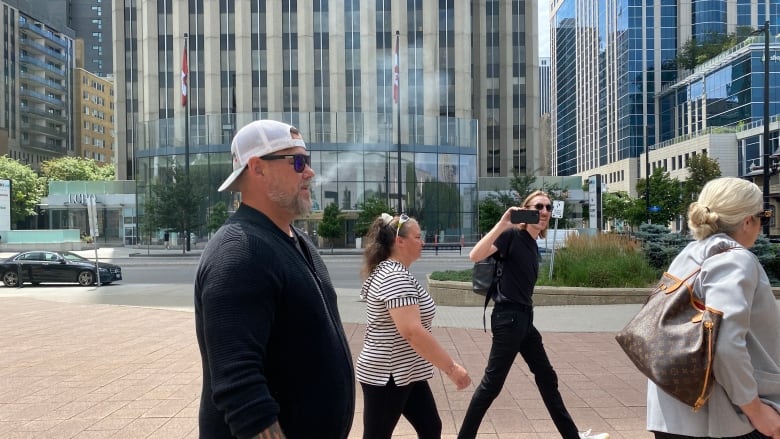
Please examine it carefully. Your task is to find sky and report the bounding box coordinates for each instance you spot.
[538,1,551,58]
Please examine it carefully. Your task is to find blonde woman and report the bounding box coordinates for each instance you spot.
[647,177,780,439]
[459,191,609,439]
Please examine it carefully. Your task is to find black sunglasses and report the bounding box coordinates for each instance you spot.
[260,154,311,173]
[755,209,773,226]
[528,203,553,212]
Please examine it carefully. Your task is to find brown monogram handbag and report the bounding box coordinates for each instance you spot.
[615,267,724,411]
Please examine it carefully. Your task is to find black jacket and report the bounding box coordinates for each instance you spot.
[194,204,355,438]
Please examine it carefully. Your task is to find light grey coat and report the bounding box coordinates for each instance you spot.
[646,233,780,437]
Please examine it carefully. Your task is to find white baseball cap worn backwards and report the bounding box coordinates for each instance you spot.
[217,119,307,192]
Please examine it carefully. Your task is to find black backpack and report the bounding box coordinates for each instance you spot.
[472,254,503,297]
[471,225,519,331]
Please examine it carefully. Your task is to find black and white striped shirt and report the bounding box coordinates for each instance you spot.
[356,259,436,386]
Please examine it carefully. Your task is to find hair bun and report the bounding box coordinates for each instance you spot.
[380,213,393,225]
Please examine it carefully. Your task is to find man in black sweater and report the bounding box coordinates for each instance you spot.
[195,120,354,439]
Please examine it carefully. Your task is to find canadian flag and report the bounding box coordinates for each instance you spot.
[181,45,189,107]
[393,33,399,104]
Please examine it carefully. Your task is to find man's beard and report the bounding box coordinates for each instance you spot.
[268,181,312,216]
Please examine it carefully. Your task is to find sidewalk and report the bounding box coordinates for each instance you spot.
[0,293,652,438]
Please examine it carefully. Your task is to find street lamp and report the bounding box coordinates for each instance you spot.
[752,21,772,235]
[761,21,771,236]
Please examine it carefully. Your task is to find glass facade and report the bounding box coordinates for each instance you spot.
[657,43,780,143]
[135,112,479,244]
[693,0,727,38]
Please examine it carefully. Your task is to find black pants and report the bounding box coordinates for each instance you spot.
[458,304,579,439]
[361,377,442,439]
[653,431,771,439]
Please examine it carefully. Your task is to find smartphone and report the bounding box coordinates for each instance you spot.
[510,209,540,224]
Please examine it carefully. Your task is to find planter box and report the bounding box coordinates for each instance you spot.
[427,277,780,307]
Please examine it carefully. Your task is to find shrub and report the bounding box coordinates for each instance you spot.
[538,233,658,287]
[430,233,659,288]
[751,235,780,284]
[634,223,691,270]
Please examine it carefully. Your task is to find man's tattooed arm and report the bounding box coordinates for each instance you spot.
[249,421,285,439]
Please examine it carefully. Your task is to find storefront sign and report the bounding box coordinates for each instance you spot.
[68,193,98,205]
[0,180,10,231]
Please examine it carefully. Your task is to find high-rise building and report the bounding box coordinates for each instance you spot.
[0,0,75,168]
[112,1,541,242]
[73,65,114,165]
[66,0,113,77]
[539,57,551,115]
[551,0,778,180]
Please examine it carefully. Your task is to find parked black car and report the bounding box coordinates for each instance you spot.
[0,251,122,287]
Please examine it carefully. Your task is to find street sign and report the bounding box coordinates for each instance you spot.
[551,200,564,219]
[87,197,99,237]
[648,205,661,213]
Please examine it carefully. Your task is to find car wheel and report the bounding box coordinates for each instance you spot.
[77,270,95,286]
[2,271,18,287]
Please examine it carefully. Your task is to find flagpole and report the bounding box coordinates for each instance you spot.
[395,30,402,214]
[183,33,191,251]
[183,33,190,177]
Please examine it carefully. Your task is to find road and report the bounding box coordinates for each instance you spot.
[119,252,474,289]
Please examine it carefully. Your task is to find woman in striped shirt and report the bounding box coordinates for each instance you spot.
[356,213,471,439]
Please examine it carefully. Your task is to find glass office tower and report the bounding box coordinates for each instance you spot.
[550,0,777,183]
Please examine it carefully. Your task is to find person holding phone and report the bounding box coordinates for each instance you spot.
[458,190,609,439]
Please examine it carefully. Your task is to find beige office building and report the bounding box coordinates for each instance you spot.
[112,1,541,242]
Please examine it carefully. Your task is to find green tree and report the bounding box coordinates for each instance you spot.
[207,201,229,234]
[355,197,393,237]
[673,28,756,70]
[636,168,685,226]
[509,173,573,227]
[317,203,344,247]
[681,155,722,233]
[420,180,461,238]
[405,162,421,218]
[509,174,538,200]
[477,196,506,233]
[145,176,206,253]
[683,155,721,205]
[0,156,46,226]
[602,191,632,227]
[40,157,115,182]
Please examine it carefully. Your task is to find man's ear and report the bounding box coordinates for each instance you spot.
[249,158,264,176]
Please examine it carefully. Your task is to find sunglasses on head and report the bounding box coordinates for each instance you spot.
[396,214,410,237]
[528,203,553,212]
[755,209,773,226]
[260,154,311,173]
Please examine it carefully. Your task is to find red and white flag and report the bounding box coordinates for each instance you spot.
[393,33,399,104]
[181,44,189,107]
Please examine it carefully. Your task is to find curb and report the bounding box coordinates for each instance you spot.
[427,277,651,306]
[427,277,780,307]
[128,252,203,257]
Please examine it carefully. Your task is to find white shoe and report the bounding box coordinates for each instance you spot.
[579,430,610,439]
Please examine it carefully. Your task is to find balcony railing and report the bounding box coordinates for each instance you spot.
[19,55,65,77]
[20,72,65,91]
[19,37,67,61]
[18,19,68,47]
[20,88,64,107]
[20,105,68,123]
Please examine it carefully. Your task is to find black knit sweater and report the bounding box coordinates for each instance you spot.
[194,204,355,438]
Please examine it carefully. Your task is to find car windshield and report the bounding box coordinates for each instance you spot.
[61,252,89,262]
